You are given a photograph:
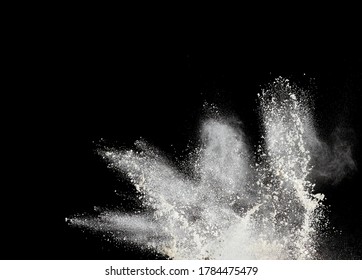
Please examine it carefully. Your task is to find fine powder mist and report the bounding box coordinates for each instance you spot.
[69,77,334,259]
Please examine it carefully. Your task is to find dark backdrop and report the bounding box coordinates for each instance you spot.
[4,31,362,259]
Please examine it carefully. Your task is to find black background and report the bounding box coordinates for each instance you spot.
[4,27,362,259]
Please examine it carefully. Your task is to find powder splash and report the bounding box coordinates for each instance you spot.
[69,77,328,259]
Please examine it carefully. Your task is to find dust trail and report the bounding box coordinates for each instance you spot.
[69,77,329,259]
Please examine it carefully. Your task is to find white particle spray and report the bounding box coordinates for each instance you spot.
[69,77,328,259]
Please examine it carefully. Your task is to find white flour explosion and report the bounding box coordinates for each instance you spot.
[69,77,329,259]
